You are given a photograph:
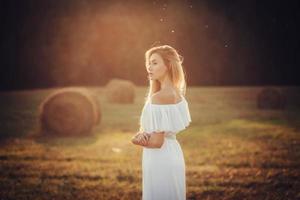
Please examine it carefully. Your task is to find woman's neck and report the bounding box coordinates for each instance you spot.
[159,75,174,90]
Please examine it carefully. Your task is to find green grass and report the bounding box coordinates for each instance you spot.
[0,86,299,200]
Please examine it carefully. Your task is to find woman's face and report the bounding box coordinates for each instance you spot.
[147,53,168,81]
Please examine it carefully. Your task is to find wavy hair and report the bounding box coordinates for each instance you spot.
[144,45,187,101]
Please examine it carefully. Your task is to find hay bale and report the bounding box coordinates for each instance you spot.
[38,87,101,136]
[91,93,101,125]
[281,87,300,108]
[257,87,286,110]
[105,78,135,103]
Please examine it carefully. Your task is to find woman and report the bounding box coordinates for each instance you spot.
[131,45,191,200]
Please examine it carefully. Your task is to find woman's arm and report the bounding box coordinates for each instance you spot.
[144,132,164,148]
[131,131,164,148]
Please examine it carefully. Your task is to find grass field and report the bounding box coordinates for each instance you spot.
[0,86,299,200]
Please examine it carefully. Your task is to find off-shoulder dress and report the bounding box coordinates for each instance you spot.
[139,94,192,200]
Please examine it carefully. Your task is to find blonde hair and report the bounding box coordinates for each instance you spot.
[144,45,187,101]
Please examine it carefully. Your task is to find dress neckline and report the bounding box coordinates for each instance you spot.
[148,95,185,106]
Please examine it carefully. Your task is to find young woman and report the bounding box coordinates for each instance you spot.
[131,45,192,200]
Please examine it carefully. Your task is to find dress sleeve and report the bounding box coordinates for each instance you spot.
[139,100,191,135]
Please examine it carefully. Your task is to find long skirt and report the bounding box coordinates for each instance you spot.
[142,135,186,200]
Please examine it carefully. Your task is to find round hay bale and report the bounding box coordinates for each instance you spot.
[90,93,101,125]
[105,78,135,104]
[38,87,101,136]
[257,87,286,110]
[281,87,300,109]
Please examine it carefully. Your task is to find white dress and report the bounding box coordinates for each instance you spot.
[139,94,192,200]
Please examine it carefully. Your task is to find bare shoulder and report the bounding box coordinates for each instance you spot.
[151,88,181,105]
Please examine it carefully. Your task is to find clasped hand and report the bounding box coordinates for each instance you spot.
[131,131,151,146]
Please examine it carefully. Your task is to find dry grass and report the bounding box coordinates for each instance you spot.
[0,86,299,200]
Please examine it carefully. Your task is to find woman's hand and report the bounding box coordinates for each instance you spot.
[139,132,151,146]
[131,132,140,145]
[131,131,150,146]
[131,131,149,146]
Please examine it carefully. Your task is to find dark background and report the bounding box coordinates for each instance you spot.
[0,0,299,91]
